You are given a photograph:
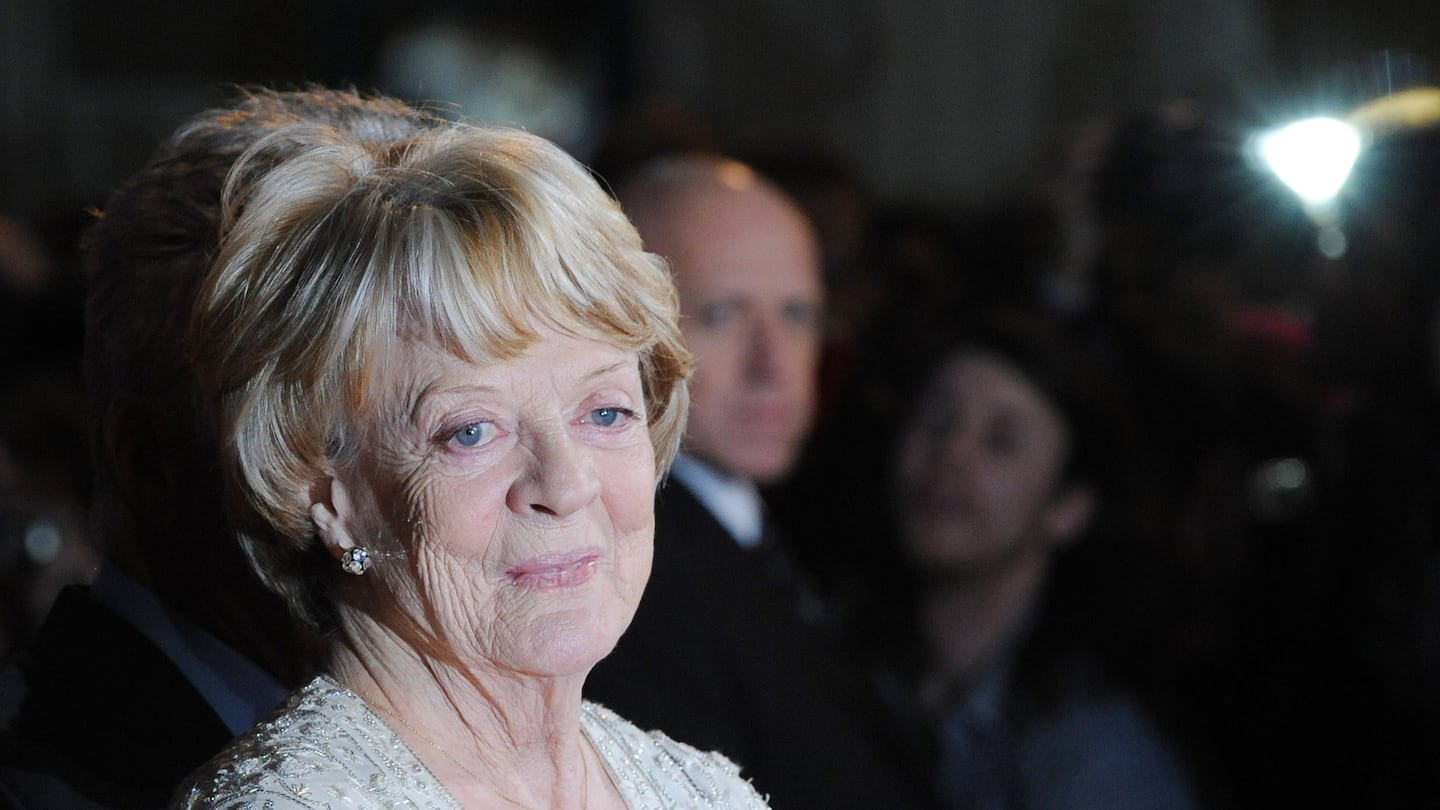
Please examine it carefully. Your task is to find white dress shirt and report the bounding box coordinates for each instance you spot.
[668,453,765,549]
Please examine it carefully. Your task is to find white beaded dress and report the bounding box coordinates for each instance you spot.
[170,674,771,809]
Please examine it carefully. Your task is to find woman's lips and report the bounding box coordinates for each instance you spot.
[505,550,601,590]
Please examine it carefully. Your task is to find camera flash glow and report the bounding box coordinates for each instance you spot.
[1256,117,1363,205]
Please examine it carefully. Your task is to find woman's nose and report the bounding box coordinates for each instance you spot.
[506,428,601,519]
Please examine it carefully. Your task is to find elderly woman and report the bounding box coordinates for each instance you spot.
[170,115,769,808]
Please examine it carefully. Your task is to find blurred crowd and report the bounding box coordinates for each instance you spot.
[765,91,1440,806]
[4,82,1440,807]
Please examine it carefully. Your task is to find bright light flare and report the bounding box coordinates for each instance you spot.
[1255,117,1363,205]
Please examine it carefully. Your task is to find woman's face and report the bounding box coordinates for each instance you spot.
[332,329,657,678]
[894,352,1073,574]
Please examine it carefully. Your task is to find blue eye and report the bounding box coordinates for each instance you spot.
[586,407,633,428]
[451,422,492,447]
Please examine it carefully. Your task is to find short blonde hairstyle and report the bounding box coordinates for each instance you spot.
[193,121,691,629]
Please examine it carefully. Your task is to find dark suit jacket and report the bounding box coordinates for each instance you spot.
[587,479,927,808]
[0,586,234,809]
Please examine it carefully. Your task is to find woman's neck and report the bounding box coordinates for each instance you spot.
[918,548,1050,697]
[326,623,597,809]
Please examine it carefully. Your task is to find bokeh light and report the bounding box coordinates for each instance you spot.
[1255,116,1363,205]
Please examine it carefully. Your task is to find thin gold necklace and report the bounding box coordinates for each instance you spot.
[356,689,589,810]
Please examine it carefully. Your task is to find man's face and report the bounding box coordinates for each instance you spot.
[648,183,823,484]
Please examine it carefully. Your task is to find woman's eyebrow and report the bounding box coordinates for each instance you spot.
[403,359,635,424]
[407,380,501,425]
[580,359,636,383]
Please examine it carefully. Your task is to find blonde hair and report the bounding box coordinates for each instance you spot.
[193,121,691,629]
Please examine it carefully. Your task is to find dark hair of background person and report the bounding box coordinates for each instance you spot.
[81,87,445,683]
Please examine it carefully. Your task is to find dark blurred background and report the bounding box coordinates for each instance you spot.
[2,0,1438,220]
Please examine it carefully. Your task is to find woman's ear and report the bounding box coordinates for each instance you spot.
[309,475,359,559]
[1043,484,1096,548]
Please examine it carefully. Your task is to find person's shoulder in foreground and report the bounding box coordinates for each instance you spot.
[172,676,770,810]
[0,588,221,810]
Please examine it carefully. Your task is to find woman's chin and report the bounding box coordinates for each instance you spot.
[506,605,632,678]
